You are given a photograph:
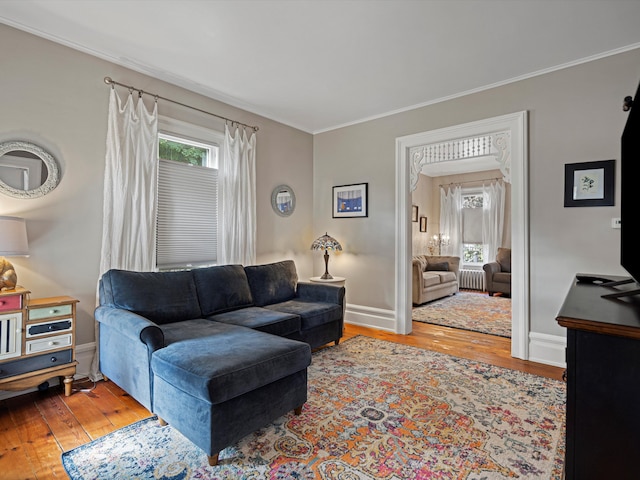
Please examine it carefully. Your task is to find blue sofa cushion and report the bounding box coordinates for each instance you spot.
[99,269,201,325]
[159,318,227,345]
[244,260,298,307]
[208,307,301,337]
[266,299,343,330]
[151,321,311,404]
[193,264,254,316]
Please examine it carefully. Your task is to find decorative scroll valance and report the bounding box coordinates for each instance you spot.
[409,131,511,192]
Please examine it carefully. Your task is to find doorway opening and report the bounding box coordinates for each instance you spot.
[395,111,529,359]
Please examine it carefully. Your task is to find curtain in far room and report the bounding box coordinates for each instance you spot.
[482,181,505,263]
[219,125,256,266]
[439,186,462,256]
[90,87,158,381]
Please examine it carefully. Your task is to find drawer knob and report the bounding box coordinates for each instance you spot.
[49,309,58,314]
[50,357,57,363]
[48,341,57,346]
[0,301,4,306]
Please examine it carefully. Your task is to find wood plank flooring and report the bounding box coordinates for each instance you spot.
[0,322,564,479]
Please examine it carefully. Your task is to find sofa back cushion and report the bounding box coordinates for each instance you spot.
[100,269,201,324]
[244,260,298,307]
[192,264,254,316]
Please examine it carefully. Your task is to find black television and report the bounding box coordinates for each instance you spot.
[601,80,640,298]
[621,82,640,282]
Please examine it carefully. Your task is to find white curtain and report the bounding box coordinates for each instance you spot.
[482,181,506,262]
[439,186,462,256]
[90,87,158,381]
[219,125,256,265]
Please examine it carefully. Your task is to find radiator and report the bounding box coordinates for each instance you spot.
[459,269,485,291]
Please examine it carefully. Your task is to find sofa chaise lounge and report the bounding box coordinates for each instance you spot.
[95,260,345,465]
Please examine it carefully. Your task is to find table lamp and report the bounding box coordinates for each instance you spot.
[311,232,342,280]
[0,216,29,291]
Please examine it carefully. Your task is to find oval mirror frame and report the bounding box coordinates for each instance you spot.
[271,184,296,217]
[0,141,60,199]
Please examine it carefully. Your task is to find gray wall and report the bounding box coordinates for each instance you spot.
[0,25,314,363]
[3,21,639,362]
[314,48,640,337]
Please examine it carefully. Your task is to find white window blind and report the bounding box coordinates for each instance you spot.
[157,158,218,269]
[463,206,483,243]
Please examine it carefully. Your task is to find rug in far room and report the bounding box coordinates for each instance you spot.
[413,290,511,337]
[61,336,565,480]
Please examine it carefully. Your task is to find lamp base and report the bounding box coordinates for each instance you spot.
[320,273,334,280]
[0,257,18,291]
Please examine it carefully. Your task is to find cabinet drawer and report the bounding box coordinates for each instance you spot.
[28,304,73,321]
[26,319,72,338]
[26,334,73,355]
[0,295,22,312]
[0,349,73,379]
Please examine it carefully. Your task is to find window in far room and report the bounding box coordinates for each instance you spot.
[156,119,222,271]
[461,191,484,266]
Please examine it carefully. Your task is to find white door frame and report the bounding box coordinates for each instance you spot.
[395,111,529,359]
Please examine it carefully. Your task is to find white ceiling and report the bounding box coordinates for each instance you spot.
[1,0,640,134]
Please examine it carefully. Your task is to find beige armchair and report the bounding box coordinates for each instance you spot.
[412,255,460,305]
[483,247,511,296]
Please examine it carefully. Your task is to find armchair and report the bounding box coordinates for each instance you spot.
[483,247,511,296]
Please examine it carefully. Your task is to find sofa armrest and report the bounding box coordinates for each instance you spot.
[95,306,165,352]
[412,258,427,291]
[297,282,345,307]
[483,261,501,275]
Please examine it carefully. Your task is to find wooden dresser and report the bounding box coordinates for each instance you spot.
[556,275,640,480]
[0,288,78,396]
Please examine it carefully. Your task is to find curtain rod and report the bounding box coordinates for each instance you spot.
[439,177,502,188]
[103,77,259,132]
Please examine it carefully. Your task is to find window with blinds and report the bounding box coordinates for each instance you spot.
[462,192,485,265]
[156,132,219,270]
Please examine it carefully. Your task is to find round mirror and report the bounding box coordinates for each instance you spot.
[271,184,296,217]
[0,141,60,199]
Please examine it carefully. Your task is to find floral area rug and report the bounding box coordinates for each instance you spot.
[413,291,512,337]
[62,336,565,479]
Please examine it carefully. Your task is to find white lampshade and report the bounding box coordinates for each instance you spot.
[0,216,29,256]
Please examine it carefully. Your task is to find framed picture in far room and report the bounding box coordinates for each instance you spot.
[564,159,615,207]
[411,205,418,222]
[420,216,427,232]
[333,183,368,218]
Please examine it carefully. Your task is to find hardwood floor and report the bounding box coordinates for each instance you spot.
[0,322,564,479]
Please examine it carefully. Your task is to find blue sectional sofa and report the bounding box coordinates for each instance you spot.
[95,259,345,465]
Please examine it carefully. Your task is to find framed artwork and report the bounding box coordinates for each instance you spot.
[564,160,615,207]
[412,205,419,222]
[333,183,368,218]
[420,216,427,232]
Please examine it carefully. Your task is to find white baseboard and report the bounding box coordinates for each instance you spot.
[0,342,97,401]
[344,303,396,331]
[528,332,566,368]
